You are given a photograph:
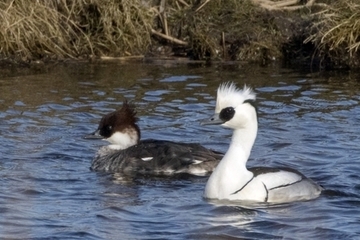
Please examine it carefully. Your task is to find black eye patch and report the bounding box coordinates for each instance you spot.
[219,107,235,122]
[100,125,113,138]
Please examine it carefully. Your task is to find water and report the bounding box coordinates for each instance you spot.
[0,61,359,239]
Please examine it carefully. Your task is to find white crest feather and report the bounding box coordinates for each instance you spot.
[215,82,256,113]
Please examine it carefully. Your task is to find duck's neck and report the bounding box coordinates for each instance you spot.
[204,122,258,199]
[220,122,258,173]
[229,124,258,161]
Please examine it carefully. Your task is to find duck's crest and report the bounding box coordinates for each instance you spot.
[215,82,256,113]
[117,100,138,123]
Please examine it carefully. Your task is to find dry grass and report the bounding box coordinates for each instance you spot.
[160,0,283,61]
[0,0,154,61]
[0,0,283,63]
[305,0,360,67]
[1,0,360,68]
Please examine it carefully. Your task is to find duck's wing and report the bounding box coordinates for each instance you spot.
[249,167,323,203]
[153,140,223,175]
[91,139,223,175]
[251,167,304,189]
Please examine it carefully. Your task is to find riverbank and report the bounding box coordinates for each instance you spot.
[0,0,359,70]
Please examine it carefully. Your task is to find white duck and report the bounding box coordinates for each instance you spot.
[202,82,323,203]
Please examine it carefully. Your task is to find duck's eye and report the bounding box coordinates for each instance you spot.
[220,107,235,122]
[100,125,113,137]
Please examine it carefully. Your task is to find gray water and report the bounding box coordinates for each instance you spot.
[0,61,359,239]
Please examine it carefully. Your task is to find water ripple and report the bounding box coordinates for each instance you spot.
[1,63,360,239]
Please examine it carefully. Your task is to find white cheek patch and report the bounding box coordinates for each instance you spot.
[141,157,153,161]
[105,131,137,150]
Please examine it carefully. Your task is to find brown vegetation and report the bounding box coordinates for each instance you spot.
[0,0,359,69]
[305,0,360,68]
[0,0,154,61]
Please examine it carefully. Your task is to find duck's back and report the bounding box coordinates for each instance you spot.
[250,167,323,203]
[91,139,222,175]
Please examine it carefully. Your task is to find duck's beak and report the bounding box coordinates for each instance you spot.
[83,129,103,140]
[200,113,224,125]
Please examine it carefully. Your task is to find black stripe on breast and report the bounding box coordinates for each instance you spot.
[263,182,269,202]
[231,176,254,195]
[268,177,304,191]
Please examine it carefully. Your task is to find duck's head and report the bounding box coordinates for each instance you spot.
[202,82,257,130]
[85,101,141,149]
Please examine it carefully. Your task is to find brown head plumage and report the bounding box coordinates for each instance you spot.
[96,100,140,140]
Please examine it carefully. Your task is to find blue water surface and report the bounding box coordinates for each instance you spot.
[0,61,359,239]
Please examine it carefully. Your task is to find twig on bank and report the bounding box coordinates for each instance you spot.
[151,29,188,45]
[221,32,226,59]
[176,0,190,7]
[195,0,211,12]
[100,55,144,60]
[251,0,325,10]
[159,0,169,36]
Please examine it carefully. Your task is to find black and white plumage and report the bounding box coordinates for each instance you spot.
[202,82,323,203]
[85,102,222,175]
